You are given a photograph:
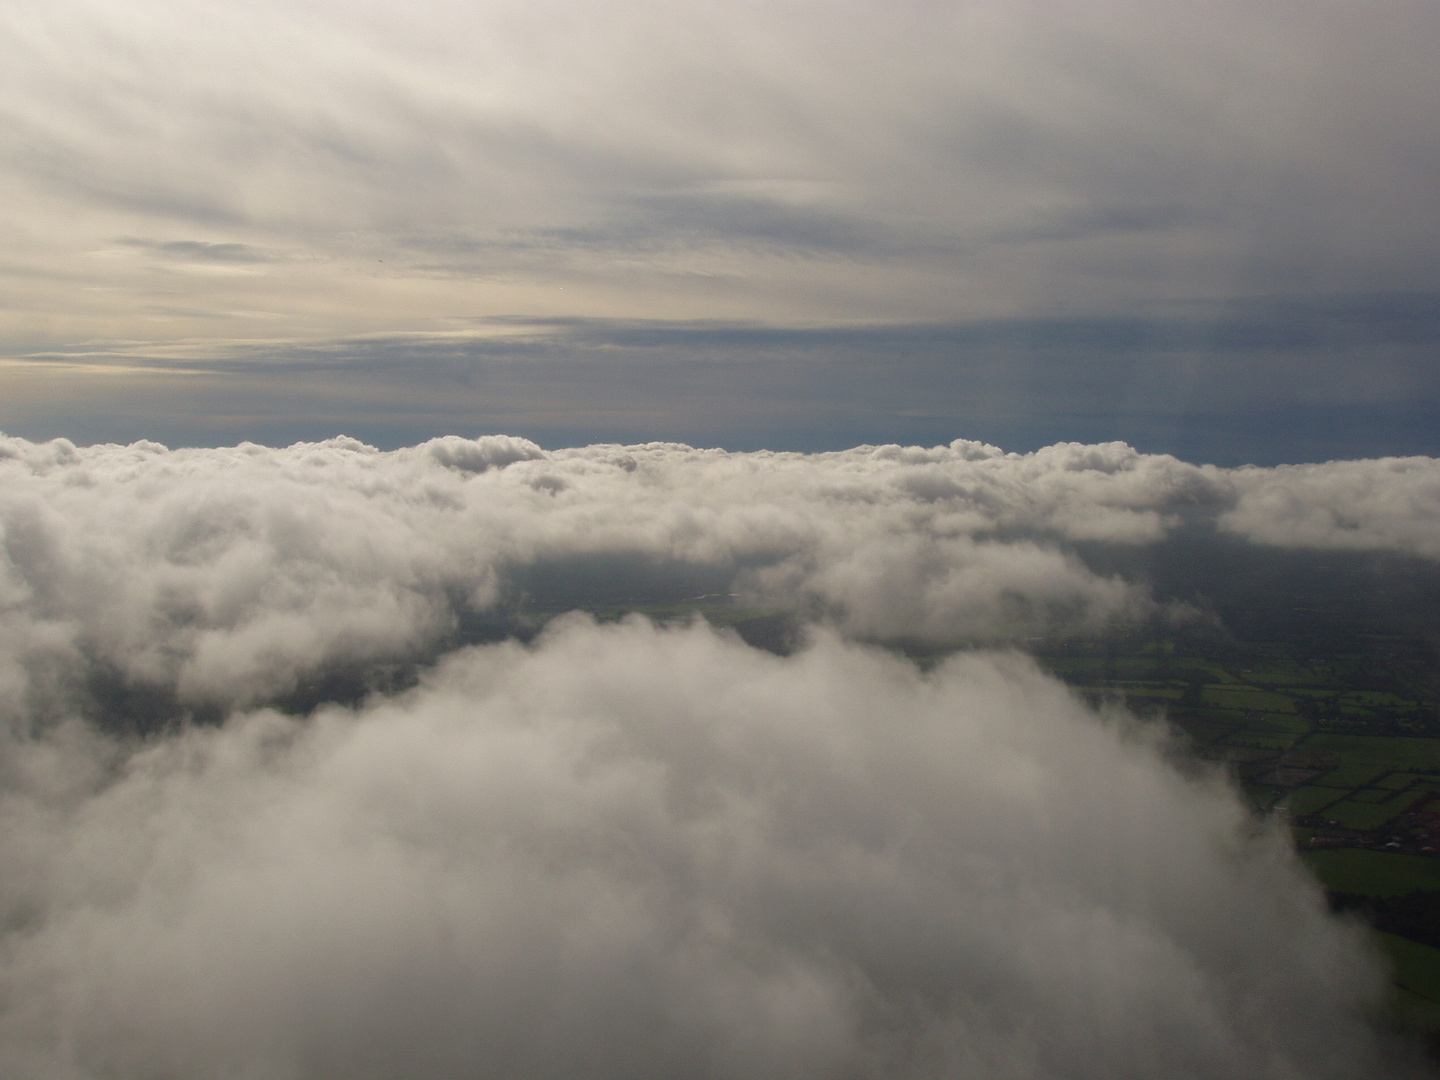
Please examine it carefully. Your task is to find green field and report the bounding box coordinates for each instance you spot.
[1306,735,1440,771]
[1031,647,1440,831]
[1377,934,1440,1013]
[1281,786,1345,816]
[1302,851,1440,897]
[1322,795,1427,830]
[1204,687,1296,712]
[1033,625,1440,1041]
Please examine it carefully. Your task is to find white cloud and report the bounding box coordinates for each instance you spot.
[1,435,1436,1072]
[1221,458,1440,559]
[0,617,1412,1078]
[2,433,1438,723]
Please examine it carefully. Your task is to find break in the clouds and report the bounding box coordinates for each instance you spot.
[2,1,1438,456]
[0,617,1421,1079]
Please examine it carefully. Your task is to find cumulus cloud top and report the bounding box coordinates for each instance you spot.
[1222,457,1440,559]
[0,617,1413,1079]
[1,433,1438,723]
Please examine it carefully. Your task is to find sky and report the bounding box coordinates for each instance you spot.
[4,4,1440,1074]
[1,0,1438,459]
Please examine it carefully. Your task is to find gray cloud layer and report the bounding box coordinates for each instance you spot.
[8,304,1440,463]
[1,0,1436,347]
[0,618,1416,1078]
[2,2,1437,463]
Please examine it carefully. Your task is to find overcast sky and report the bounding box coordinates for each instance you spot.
[2,0,1438,456]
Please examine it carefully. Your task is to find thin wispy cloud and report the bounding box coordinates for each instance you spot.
[1,0,1436,453]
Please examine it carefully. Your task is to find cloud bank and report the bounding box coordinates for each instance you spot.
[0,617,1417,1078]
[3,433,1439,723]
[1,434,1437,1074]
[1222,458,1440,559]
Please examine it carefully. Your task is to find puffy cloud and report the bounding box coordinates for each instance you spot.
[2,432,1438,723]
[1221,457,1440,559]
[0,434,1154,720]
[0,617,1414,1078]
[0,436,1436,1073]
